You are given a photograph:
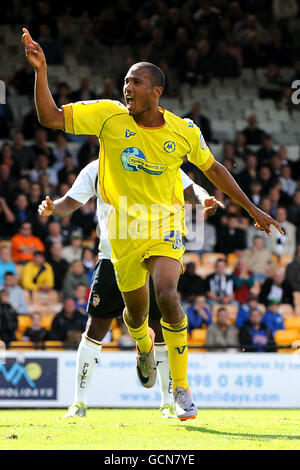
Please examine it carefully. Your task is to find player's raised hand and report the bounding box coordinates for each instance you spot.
[203,196,225,216]
[38,196,55,217]
[251,207,284,236]
[22,27,46,71]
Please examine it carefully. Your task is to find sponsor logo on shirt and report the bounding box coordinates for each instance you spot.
[121,147,167,175]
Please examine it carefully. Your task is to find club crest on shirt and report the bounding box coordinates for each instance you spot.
[91,294,100,307]
[164,141,176,153]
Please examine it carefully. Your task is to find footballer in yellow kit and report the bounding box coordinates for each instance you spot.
[63,99,214,292]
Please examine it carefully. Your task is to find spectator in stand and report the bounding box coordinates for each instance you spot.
[270,155,283,182]
[268,186,282,218]
[242,235,274,282]
[12,60,35,97]
[210,40,240,78]
[236,154,258,194]
[258,166,273,195]
[11,131,35,174]
[11,221,45,264]
[0,163,14,199]
[22,103,40,140]
[286,244,300,292]
[70,200,96,238]
[270,207,296,257]
[98,78,121,101]
[50,297,85,345]
[236,292,261,329]
[81,247,96,284]
[72,283,89,325]
[279,165,297,198]
[216,214,246,255]
[77,135,99,168]
[0,100,14,139]
[0,289,18,346]
[273,0,298,21]
[233,132,251,161]
[30,128,54,163]
[239,308,277,352]
[231,259,254,305]
[183,102,212,142]
[222,141,245,175]
[47,242,69,293]
[70,76,97,102]
[62,230,83,264]
[0,272,28,315]
[0,246,17,284]
[287,190,300,231]
[30,153,58,187]
[257,135,277,165]
[248,179,263,206]
[177,262,205,304]
[38,24,64,65]
[53,82,71,107]
[259,268,294,306]
[205,258,235,307]
[234,13,271,47]
[179,47,202,87]
[12,193,36,229]
[21,250,54,293]
[258,63,285,101]
[62,260,89,300]
[262,300,285,334]
[58,155,78,184]
[186,295,212,332]
[28,183,43,214]
[206,307,239,352]
[44,221,64,254]
[242,114,266,146]
[52,132,75,172]
[29,1,58,39]
[0,196,15,239]
[23,312,48,342]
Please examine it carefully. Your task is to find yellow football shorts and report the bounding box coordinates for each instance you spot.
[111,235,185,292]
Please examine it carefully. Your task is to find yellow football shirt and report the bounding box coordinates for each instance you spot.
[63,99,214,249]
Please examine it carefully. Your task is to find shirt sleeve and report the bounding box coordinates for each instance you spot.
[62,99,127,136]
[65,161,98,204]
[185,119,215,171]
[180,169,193,190]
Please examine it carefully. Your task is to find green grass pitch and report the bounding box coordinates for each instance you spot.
[0,409,300,450]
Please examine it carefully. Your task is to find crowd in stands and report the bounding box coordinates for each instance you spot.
[1,1,300,350]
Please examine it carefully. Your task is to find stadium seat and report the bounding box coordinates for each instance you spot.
[279,254,293,268]
[284,317,300,330]
[190,328,206,346]
[40,315,54,331]
[44,341,63,350]
[9,341,34,350]
[16,315,32,340]
[274,330,300,352]
[31,290,60,305]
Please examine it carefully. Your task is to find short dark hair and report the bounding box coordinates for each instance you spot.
[134,62,165,90]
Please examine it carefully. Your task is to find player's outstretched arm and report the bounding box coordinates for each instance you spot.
[22,28,64,130]
[38,195,82,218]
[203,160,284,236]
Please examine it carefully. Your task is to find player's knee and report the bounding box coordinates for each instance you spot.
[156,286,178,313]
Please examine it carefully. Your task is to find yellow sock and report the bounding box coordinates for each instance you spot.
[161,315,189,390]
[123,311,153,354]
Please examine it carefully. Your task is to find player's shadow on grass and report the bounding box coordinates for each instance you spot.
[184,425,300,441]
